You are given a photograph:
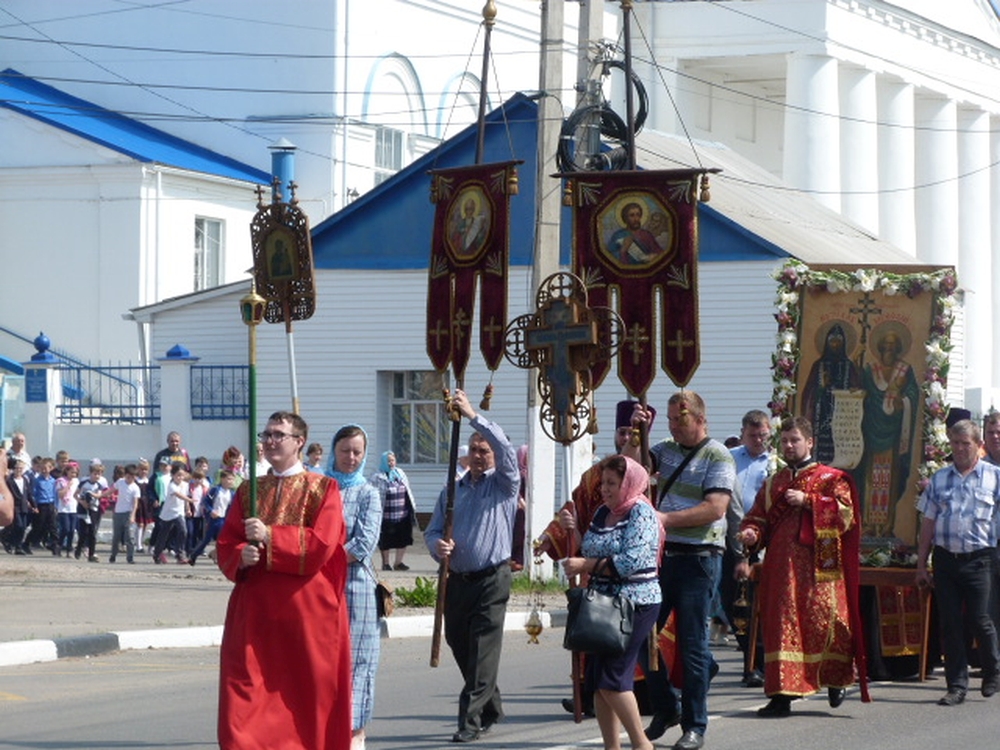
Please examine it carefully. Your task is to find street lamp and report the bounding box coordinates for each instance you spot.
[240,282,266,516]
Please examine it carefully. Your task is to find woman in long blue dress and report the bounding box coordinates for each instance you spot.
[327,425,383,750]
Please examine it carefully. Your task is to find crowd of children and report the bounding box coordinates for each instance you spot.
[2,441,248,565]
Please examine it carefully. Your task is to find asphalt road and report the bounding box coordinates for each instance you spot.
[0,628,994,750]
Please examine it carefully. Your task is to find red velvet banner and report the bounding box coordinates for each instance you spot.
[567,169,702,396]
[427,162,519,379]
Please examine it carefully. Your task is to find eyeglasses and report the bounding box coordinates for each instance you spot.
[258,430,301,443]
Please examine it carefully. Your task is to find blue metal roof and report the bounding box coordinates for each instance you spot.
[311,93,786,269]
[0,69,271,184]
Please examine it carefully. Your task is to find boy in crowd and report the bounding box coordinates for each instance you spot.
[110,464,142,564]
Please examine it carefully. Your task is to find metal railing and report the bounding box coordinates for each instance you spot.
[56,365,161,425]
[190,365,249,420]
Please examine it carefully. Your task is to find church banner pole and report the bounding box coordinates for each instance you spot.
[430,0,498,669]
[240,283,266,516]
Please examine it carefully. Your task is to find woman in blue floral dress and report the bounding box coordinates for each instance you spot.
[562,455,661,750]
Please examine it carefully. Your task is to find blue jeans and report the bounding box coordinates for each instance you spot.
[644,552,721,736]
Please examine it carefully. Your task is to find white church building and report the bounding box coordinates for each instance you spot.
[0,2,997,533]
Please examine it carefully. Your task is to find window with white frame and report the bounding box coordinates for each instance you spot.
[390,370,450,464]
[194,217,224,291]
[374,126,404,185]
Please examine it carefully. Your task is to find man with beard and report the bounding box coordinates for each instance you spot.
[739,417,868,717]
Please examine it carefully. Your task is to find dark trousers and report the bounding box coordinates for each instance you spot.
[643,552,720,736]
[933,546,1000,691]
[153,517,187,561]
[75,510,101,558]
[26,504,55,549]
[444,563,511,733]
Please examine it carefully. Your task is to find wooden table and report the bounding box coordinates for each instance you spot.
[748,565,932,681]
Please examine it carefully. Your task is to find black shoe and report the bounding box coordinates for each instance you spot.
[451,728,480,743]
[983,674,1000,697]
[757,696,792,717]
[21,545,31,555]
[480,712,503,735]
[673,730,705,750]
[382,563,392,571]
[14,547,25,556]
[709,659,720,681]
[937,689,966,706]
[561,698,594,718]
[742,670,764,688]
[394,562,410,571]
[828,687,846,707]
[644,710,681,741]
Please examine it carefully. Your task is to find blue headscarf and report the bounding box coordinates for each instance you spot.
[380,451,402,483]
[325,424,368,489]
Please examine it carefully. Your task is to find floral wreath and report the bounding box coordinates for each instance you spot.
[769,259,958,490]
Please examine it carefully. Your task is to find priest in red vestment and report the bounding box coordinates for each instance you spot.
[739,416,869,717]
[216,411,352,749]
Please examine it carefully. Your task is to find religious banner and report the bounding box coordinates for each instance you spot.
[770,261,958,545]
[427,161,520,380]
[249,183,316,325]
[564,169,703,396]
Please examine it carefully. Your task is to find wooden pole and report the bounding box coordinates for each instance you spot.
[430,0,497,669]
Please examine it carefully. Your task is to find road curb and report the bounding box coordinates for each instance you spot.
[0,611,568,667]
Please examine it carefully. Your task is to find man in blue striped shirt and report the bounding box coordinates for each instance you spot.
[916,418,1000,706]
[425,388,519,743]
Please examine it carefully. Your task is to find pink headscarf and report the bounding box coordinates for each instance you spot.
[606,455,651,523]
[605,455,665,561]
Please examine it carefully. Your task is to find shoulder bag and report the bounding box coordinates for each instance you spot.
[563,578,634,656]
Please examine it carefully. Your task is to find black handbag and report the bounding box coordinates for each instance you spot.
[563,583,635,656]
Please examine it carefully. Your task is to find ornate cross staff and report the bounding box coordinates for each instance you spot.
[505,272,621,445]
[504,271,622,720]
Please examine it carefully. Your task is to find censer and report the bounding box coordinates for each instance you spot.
[524,550,546,644]
[731,579,751,636]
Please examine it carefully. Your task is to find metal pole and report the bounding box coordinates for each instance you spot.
[621,0,637,170]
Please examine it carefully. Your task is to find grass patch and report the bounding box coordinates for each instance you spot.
[510,574,565,595]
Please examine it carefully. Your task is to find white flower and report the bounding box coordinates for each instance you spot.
[883,282,898,296]
[826,279,840,293]
[779,330,797,352]
[853,269,877,292]
[926,340,946,365]
[927,381,946,403]
[932,422,948,444]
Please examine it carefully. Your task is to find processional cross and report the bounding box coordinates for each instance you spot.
[504,273,622,444]
[850,292,882,368]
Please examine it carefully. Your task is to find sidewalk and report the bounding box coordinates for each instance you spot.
[0,530,559,667]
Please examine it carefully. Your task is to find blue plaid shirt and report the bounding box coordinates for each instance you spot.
[917,459,1000,553]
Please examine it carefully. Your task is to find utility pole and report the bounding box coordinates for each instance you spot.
[526,0,564,581]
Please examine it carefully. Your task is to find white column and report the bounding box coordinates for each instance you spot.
[913,94,958,267]
[992,115,1000,390]
[783,52,841,212]
[839,66,879,234]
[877,76,916,254]
[958,107,992,390]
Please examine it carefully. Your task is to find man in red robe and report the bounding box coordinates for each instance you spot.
[739,416,868,717]
[216,411,351,749]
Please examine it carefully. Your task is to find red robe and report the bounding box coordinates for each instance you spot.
[742,462,869,701]
[537,463,604,561]
[217,471,352,749]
